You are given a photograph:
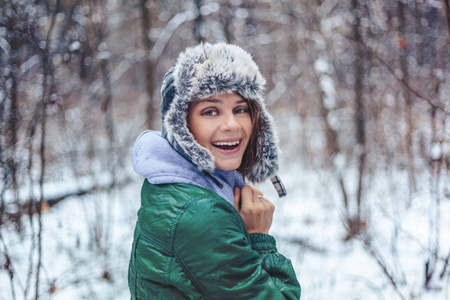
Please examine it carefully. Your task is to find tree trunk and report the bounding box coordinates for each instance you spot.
[444,0,450,34]
[3,11,20,206]
[194,0,206,43]
[352,0,366,225]
[221,0,233,43]
[397,0,417,196]
[425,5,442,289]
[140,0,156,129]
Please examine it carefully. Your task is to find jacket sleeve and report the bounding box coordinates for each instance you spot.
[173,196,301,300]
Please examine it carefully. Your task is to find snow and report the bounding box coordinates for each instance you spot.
[0,178,140,299]
[1,153,449,299]
[261,162,450,300]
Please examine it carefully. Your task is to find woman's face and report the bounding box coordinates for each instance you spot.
[188,93,253,171]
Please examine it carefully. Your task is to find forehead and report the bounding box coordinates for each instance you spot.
[194,93,246,105]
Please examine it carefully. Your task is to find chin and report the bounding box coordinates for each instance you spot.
[215,159,242,171]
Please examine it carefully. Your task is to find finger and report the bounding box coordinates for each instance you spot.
[258,195,270,203]
[251,186,264,197]
[233,187,241,211]
[263,198,275,212]
[240,185,254,208]
[256,195,274,210]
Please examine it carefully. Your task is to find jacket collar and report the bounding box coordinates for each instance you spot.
[132,131,245,206]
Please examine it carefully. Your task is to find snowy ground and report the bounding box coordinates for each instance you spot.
[269,163,450,300]
[1,156,448,299]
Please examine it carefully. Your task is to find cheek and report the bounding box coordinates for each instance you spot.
[243,118,253,139]
[190,124,202,141]
[188,119,211,147]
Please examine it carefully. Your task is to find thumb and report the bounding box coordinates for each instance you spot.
[233,187,241,211]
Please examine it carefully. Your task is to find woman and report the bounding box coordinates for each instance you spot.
[128,43,301,299]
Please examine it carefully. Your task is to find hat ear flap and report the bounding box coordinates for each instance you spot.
[246,110,280,183]
[160,66,176,117]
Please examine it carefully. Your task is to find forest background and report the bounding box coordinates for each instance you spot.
[0,0,449,299]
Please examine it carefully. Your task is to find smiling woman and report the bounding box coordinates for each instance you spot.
[128,43,301,299]
[187,93,253,171]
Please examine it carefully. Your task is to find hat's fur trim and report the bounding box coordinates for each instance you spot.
[162,43,279,183]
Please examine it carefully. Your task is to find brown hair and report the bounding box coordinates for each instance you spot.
[236,100,266,177]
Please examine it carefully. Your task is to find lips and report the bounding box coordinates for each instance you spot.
[211,139,241,151]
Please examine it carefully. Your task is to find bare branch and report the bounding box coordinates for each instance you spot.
[378,205,447,262]
[149,10,197,61]
[344,34,450,115]
[0,233,17,300]
[359,234,407,300]
[443,0,450,34]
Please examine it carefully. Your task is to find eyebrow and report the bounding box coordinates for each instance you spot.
[196,98,246,104]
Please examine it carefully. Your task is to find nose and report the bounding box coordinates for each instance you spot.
[220,113,241,132]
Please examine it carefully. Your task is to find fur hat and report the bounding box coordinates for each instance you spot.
[160,43,279,184]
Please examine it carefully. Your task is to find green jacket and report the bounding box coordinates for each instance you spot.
[128,180,301,299]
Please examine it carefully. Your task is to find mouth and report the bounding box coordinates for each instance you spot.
[211,139,241,151]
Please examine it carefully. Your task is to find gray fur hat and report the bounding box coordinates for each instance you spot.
[160,43,280,184]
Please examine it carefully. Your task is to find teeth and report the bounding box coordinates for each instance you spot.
[213,141,240,146]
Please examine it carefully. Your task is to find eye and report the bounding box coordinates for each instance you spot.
[201,109,218,116]
[234,107,248,114]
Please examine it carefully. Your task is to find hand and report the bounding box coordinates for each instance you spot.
[233,185,275,234]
